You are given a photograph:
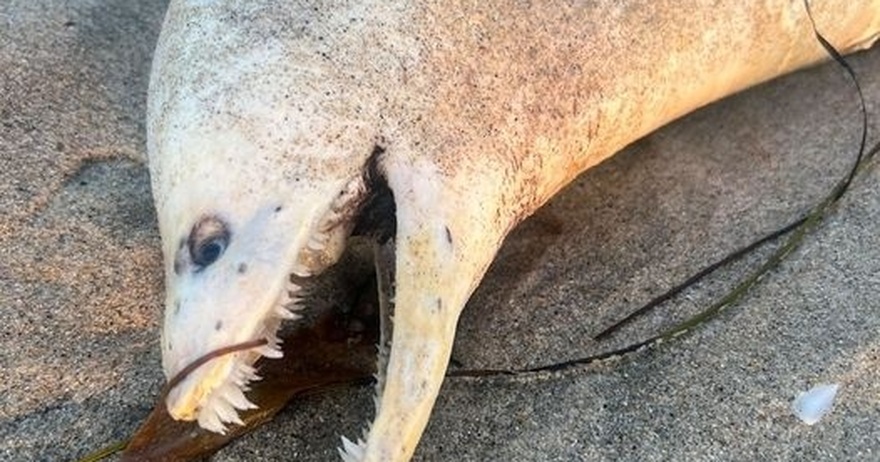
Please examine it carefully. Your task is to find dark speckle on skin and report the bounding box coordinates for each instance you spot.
[274,205,283,212]
[238,262,248,274]
[435,298,442,313]
[215,320,223,331]
[173,299,181,315]
[173,238,187,275]
[444,226,453,244]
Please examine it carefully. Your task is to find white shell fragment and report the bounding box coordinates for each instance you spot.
[792,383,840,425]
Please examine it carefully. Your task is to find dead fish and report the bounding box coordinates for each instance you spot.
[147,1,880,460]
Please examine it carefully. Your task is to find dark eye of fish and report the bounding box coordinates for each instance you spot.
[188,216,230,269]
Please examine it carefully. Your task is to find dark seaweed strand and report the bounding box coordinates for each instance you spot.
[596,0,870,341]
[453,0,874,379]
[592,217,805,340]
[162,338,269,395]
[75,338,268,462]
[75,441,129,462]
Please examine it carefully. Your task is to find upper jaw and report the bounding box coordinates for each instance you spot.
[161,251,305,431]
[160,172,375,432]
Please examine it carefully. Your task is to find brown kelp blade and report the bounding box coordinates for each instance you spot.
[121,303,379,461]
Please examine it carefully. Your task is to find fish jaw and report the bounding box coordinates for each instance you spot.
[335,155,516,462]
[155,172,371,431]
[147,78,376,431]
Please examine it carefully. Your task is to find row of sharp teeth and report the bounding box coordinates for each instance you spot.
[295,216,373,460]
[340,238,395,462]
[294,174,365,278]
[292,229,333,278]
[196,278,308,433]
[338,435,368,462]
[197,362,260,433]
[294,173,366,278]
[203,185,362,440]
[259,280,307,359]
[337,342,390,461]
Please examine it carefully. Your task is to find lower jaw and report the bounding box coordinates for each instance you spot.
[188,235,393,432]
[124,264,387,460]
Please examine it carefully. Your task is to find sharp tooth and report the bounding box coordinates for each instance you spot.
[259,345,284,359]
[230,366,253,387]
[339,436,365,461]
[262,318,282,337]
[198,407,227,434]
[337,448,358,462]
[292,263,311,277]
[222,384,257,410]
[213,394,244,426]
[276,305,302,320]
[236,364,260,382]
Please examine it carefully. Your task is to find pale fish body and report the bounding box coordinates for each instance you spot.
[147,1,880,460]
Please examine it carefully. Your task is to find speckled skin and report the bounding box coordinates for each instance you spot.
[147,1,880,460]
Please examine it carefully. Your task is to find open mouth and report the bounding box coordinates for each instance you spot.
[166,148,397,435]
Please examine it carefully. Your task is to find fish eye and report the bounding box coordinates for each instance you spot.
[188,215,230,269]
[193,237,226,267]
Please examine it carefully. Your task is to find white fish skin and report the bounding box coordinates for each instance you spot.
[147,1,880,460]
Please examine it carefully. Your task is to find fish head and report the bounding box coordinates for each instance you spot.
[149,111,382,431]
[146,6,386,431]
